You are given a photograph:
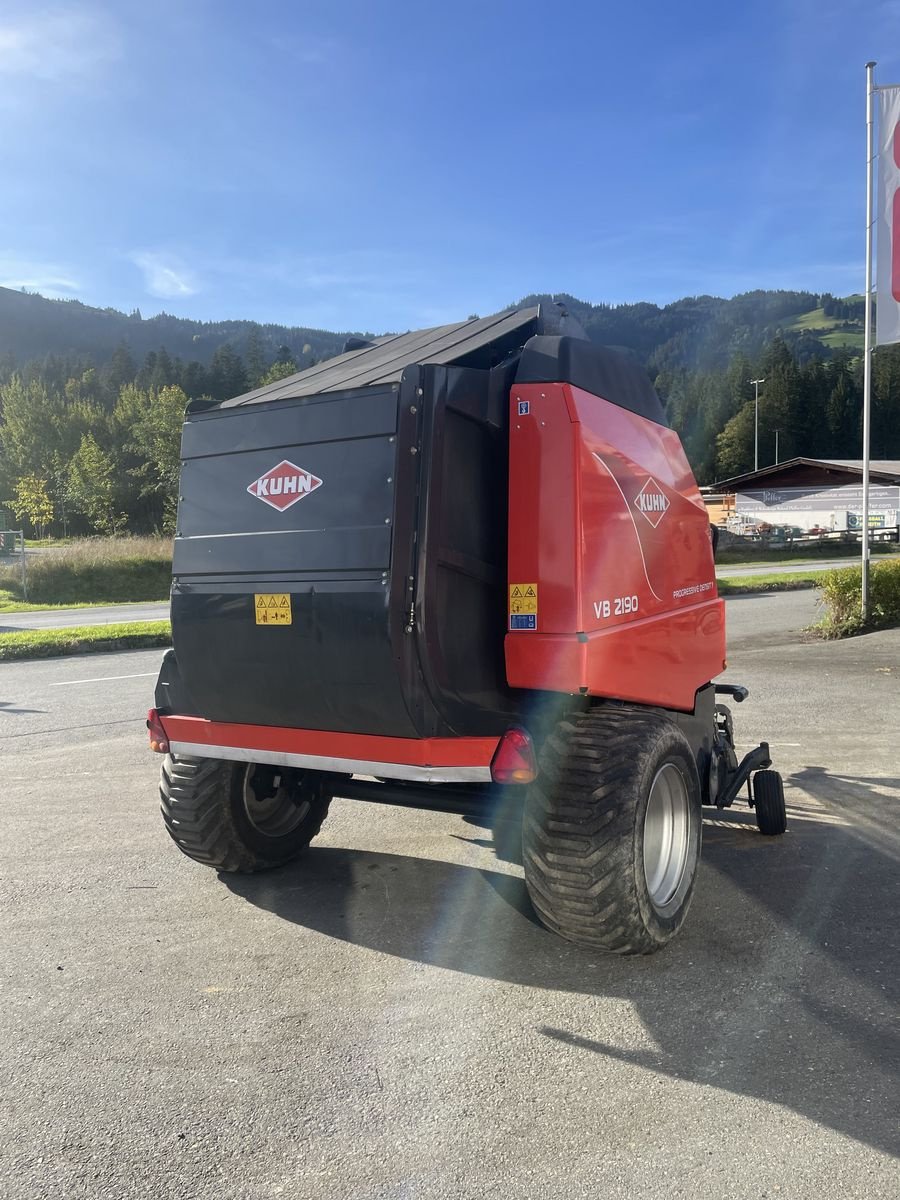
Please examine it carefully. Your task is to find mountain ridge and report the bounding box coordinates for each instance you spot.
[0,284,866,377]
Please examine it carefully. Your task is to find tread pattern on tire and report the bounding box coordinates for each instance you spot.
[159,755,330,873]
[523,708,700,955]
[753,769,787,836]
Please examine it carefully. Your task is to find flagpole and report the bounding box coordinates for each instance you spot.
[862,60,876,620]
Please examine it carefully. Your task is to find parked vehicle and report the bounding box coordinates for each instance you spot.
[148,305,785,955]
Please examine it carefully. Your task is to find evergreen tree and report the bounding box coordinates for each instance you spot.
[824,353,861,451]
[245,329,266,388]
[150,346,175,391]
[872,344,900,458]
[137,350,158,391]
[180,360,209,400]
[208,344,248,402]
[715,402,756,478]
[103,342,137,405]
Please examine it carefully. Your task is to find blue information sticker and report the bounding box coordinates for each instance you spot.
[517,400,530,416]
[510,614,537,630]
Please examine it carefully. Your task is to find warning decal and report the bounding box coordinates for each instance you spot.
[509,583,538,630]
[254,593,292,626]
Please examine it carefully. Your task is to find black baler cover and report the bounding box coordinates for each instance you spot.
[205,304,587,410]
[515,335,668,427]
[164,305,667,740]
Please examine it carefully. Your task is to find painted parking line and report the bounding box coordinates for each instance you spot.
[50,672,158,687]
[736,742,801,748]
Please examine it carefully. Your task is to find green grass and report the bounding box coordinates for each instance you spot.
[787,306,836,331]
[715,541,898,567]
[717,571,832,594]
[821,328,865,350]
[0,620,171,661]
[0,590,167,614]
[0,536,171,605]
[783,305,865,350]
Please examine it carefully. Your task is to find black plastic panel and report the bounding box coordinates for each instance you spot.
[411,363,519,735]
[174,388,397,579]
[170,385,420,735]
[170,581,420,735]
[173,528,392,576]
[182,388,398,458]
[516,335,668,427]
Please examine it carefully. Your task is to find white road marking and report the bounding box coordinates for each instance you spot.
[50,672,158,687]
[736,742,801,748]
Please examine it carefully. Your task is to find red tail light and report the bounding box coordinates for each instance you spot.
[491,727,537,784]
[147,708,170,754]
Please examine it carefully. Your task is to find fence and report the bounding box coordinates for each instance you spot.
[0,531,27,599]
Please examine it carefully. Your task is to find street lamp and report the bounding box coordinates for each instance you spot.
[774,429,780,465]
[751,378,765,471]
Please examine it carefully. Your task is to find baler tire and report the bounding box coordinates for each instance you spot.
[752,770,787,836]
[160,755,332,873]
[522,709,702,955]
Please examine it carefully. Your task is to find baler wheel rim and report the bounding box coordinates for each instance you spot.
[643,762,691,911]
[241,764,310,839]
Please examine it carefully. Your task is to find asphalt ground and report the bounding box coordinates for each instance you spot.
[0,602,169,632]
[0,594,897,1198]
[717,557,874,576]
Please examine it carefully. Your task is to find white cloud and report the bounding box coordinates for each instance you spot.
[0,257,79,297]
[0,7,122,81]
[131,252,198,299]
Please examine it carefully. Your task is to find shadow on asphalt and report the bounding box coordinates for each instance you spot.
[224,773,899,1159]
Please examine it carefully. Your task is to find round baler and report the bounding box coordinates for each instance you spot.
[149,304,785,955]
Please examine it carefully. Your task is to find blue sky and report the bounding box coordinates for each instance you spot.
[2,0,899,332]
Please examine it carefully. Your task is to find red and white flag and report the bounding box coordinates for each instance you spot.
[877,85,900,344]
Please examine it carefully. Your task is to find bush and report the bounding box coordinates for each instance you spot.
[818,558,900,637]
[0,537,172,605]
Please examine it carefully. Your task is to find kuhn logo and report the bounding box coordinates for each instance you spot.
[247,460,323,511]
[633,478,670,527]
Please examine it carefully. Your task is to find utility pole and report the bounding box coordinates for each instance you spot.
[751,378,765,472]
[774,429,780,465]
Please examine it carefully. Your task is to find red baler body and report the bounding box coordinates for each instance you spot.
[506,382,725,711]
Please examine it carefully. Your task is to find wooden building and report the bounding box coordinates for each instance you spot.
[704,458,900,533]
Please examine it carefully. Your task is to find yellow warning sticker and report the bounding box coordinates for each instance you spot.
[254,593,292,626]
[509,583,538,615]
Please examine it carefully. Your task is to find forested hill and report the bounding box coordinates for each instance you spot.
[0,286,349,370]
[517,290,865,372]
[0,284,866,375]
[2,284,895,540]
